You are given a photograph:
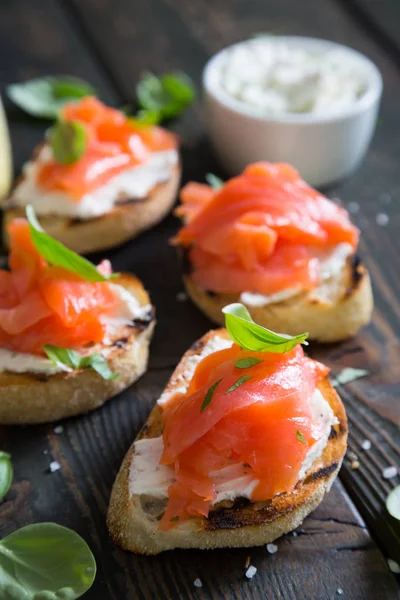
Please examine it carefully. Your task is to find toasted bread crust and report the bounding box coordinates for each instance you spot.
[107,330,347,554]
[183,255,373,342]
[4,156,181,254]
[0,274,155,425]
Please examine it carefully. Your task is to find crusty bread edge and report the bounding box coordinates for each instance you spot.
[107,329,347,554]
[3,166,181,255]
[0,274,155,425]
[183,255,373,343]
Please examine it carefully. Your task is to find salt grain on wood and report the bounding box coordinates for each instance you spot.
[388,559,400,574]
[376,213,389,226]
[382,466,398,479]
[266,543,278,554]
[49,461,61,473]
[347,202,360,214]
[361,439,371,451]
[54,425,64,434]
[193,578,203,588]
[245,565,257,579]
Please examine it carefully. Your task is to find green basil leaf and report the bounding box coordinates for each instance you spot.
[170,516,180,522]
[26,206,116,282]
[331,368,369,387]
[44,345,118,381]
[128,109,161,128]
[7,76,96,119]
[136,71,195,121]
[50,119,87,165]
[386,486,400,521]
[296,430,306,443]
[222,303,308,353]
[0,452,12,501]
[200,378,223,412]
[0,523,96,599]
[224,375,252,394]
[205,173,224,189]
[235,357,263,369]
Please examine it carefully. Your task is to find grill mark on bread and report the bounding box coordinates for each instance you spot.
[130,307,156,332]
[306,462,339,482]
[345,255,365,298]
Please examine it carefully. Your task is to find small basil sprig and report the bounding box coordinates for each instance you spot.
[296,430,306,443]
[223,303,308,352]
[26,206,117,283]
[50,119,87,165]
[205,173,224,189]
[0,523,96,599]
[44,345,118,381]
[7,76,96,119]
[0,452,12,501]
[200,378,223,412]
[136,71,196,124]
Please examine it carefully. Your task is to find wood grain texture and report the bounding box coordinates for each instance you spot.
[0,0,399,598]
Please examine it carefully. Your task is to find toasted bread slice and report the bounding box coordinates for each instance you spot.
[107,329,347,554]
[182,254,373,343]
[0,274,155,425]
[3,146,181,254]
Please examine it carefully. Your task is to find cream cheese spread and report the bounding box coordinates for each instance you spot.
[10,145,178,219]
[219,39,367,115]
[240,242,353,308]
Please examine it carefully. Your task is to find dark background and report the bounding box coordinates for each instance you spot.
[0,0,399,598]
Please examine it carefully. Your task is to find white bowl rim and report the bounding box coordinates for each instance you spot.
[203,35,383,125]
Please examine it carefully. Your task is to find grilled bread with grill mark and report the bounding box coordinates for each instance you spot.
[107,329,347,554]
[182,254,373,343]
[0,274,155,425]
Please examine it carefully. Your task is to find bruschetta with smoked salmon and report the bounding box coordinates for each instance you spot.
[108,304,347,554]
[173,162,373,342]
[0,208,155,424]
[4,97,180,254]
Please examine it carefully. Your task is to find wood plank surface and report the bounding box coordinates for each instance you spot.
[0,0,399,598]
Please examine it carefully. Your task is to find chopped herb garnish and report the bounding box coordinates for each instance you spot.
[205,173,224,189]
[44,345,118,381]
[223,303,308,353]
[296,430,306,443]
[50,119,87,165]
[224,375,252,395]
[170,516,180,522]
[200,378,223,412]
[235,357,263,369]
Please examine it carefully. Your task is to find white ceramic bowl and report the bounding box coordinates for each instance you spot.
[203,36,383,187]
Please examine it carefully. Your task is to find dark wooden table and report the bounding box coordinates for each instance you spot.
[1,0,400,598]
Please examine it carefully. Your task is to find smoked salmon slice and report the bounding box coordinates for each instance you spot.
[37,96,177,199]
[159,343,330,529]
[0,218,118,355]
[173,162,359,296]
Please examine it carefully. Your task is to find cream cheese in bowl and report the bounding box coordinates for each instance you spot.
[219,40,367,116]
[203,36,383,186]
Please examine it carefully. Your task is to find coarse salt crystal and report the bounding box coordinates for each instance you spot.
[351,460,360,470]
[266,543,278,554]
[49,461,61,473]
[245,565,257,579]
[337,588,344,596]
[193,578,203,588]
[347,202,360,214]
[292,531,298,537]
[382,466,398,480]
[376,213,389,226]
[54,425,64,434]
[176,292,188,302]
[388,559,400,574]
[361,439,371,451]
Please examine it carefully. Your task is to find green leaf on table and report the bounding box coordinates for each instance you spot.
[222,303,308,353]
[26,205,117,282]
[136,71,196,122]
[128,109,161,128]
[50,119,87,165]
[44,345,118,381]
[0,452,12,501]
[331,368,369,387]
[205,173,224,189]
[200,378,223,412]
[0,523,96,600]
[7,76,96,119]
[386,485,400,521]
